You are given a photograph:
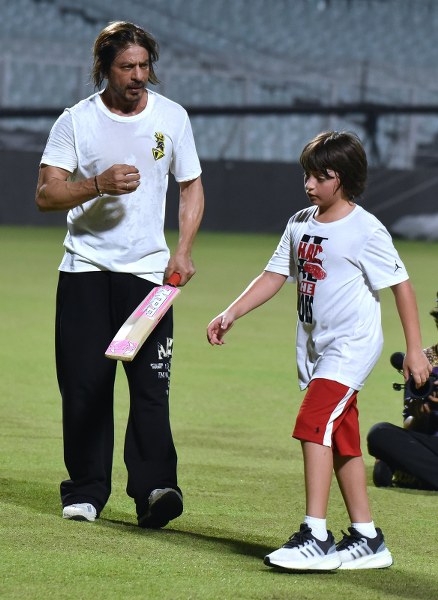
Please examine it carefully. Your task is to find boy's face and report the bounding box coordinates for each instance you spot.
[303,170,346,210]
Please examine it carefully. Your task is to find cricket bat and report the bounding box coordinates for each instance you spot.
[105,272,181,361]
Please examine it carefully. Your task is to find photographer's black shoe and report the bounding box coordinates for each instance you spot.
[372,460,394,487]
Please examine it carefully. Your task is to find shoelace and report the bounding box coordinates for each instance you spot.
[283,524,313,548]
[336,527,364,550]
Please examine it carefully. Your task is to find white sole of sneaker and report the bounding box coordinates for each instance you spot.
[63,514,95,522]
[338,549,393,570]
[265,554,342,571]
[62,505,96,522]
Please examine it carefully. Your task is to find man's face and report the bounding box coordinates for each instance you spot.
[107,44,150,104]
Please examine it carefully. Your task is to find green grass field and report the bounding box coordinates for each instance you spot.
[1,226,437,600]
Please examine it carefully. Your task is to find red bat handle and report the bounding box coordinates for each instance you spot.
[166,272,181,287]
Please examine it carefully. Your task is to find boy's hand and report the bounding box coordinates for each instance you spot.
[403,350,432,387]
[207,312,235,345]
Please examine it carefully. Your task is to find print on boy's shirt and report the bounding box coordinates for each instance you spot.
[296,234,328,324]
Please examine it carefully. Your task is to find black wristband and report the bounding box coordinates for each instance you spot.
[94,176,104,197]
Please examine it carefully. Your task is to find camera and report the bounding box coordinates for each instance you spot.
[390,351,438,402]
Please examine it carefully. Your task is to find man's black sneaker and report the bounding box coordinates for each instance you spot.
[138,488,183,529]
[264,523,341,571]
[336,527,393,569]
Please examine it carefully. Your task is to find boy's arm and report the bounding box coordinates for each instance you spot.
[207,270,287,345]
[391,279,432,385]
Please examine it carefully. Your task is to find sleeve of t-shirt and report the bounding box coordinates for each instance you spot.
[40,110,77,174]
[170,113,202,182]
[265,221,297,280]
[357,225,409,290]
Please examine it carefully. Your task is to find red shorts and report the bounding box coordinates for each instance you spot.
[292,378,361,457]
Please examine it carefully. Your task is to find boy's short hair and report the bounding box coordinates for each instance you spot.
[299,131,367,200]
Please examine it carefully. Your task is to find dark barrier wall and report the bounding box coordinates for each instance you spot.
[1,150,437,233]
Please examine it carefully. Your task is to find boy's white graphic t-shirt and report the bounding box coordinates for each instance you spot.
[41,90,202,284]
[265,205,409,391]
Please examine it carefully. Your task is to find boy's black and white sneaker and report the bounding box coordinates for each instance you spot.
[336,527,393,569]
[264,523,341,571]
[138,488,183,529]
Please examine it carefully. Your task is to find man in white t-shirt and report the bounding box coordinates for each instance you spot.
[207,131,431,571]
[36,21,204,528]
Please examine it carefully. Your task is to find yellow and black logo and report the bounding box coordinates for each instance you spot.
[152,132,165,160]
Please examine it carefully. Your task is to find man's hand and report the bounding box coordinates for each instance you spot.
[95,164,140,196]
[165,253,196,287]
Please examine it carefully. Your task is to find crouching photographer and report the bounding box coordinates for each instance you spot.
[367,294,438,490]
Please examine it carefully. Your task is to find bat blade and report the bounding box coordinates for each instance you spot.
[105,274,181,361]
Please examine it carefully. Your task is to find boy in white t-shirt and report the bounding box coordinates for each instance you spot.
[207,131,431,571]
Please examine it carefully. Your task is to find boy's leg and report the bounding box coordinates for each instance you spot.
[264,380,345,571]
[302,441,333,518]
[295,378,359,523]
[264,444,340,570]
[333,411,393,569]
[333,454,371,523]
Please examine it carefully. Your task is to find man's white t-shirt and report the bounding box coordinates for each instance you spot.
[41,90,202,284]
[265,205,409,391]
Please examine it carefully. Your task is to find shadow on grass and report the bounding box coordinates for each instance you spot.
[103,518,438,600]
[0,476,272,558]
[0,476,62,514]
[99,513,273,559]
[2,477,437,600]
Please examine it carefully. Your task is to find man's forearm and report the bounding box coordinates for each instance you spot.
[36,173,98,212]
[175,176,204,256]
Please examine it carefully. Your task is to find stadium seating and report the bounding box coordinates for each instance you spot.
[1,0,438,167]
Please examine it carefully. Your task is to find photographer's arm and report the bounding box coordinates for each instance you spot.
[391,280,432,386]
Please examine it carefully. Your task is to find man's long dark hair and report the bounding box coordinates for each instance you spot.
[92,21,160,88]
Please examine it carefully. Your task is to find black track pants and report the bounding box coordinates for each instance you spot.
[55,271,179,515]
